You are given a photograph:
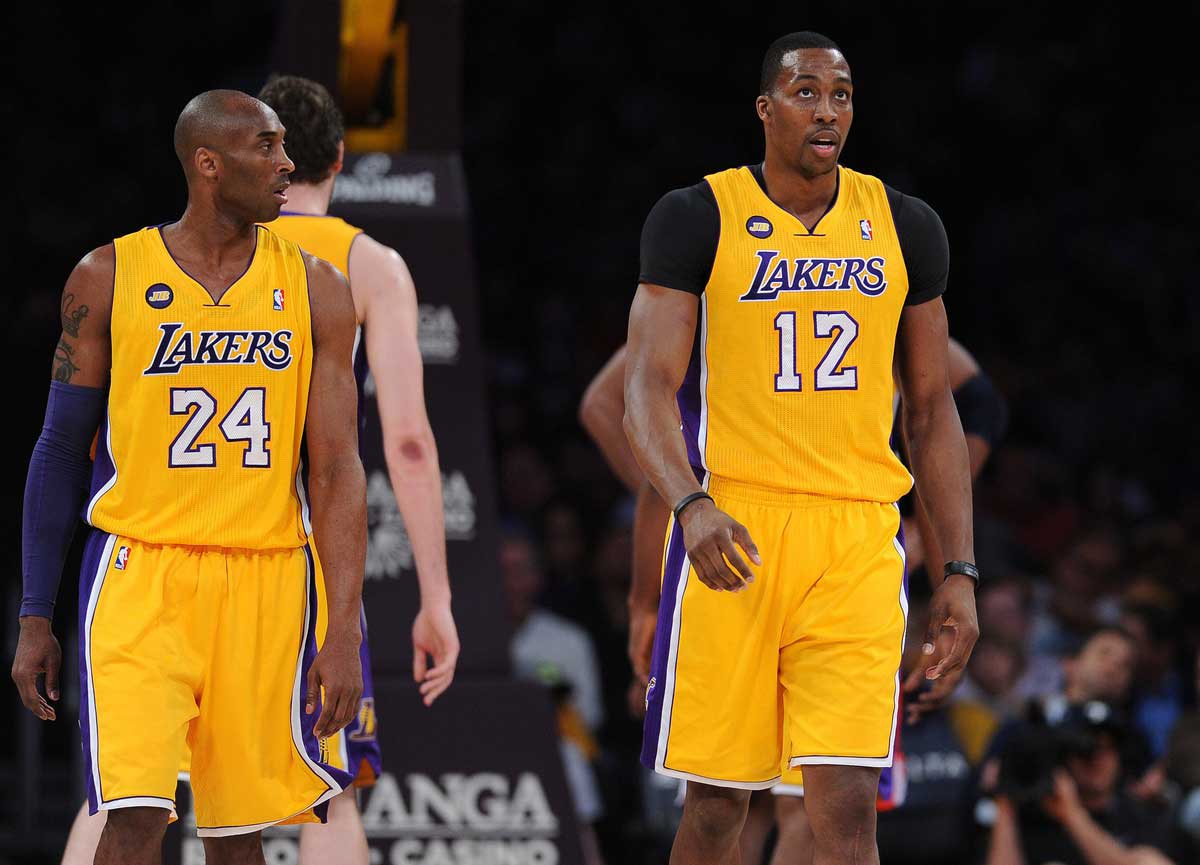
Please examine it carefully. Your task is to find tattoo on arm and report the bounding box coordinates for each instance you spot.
[53,337,79,383]
[61,293,89,338]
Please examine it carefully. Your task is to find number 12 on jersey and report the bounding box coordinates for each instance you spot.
[774,311,859,392]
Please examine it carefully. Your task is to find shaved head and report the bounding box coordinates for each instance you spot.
[173,89,280,175]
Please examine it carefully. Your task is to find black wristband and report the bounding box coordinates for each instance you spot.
[944,560,981,586]
[673,491,713,521]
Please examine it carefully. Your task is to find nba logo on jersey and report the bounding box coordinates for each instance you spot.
[114,546,130,571]
[273,288,285,311]
[860,218,874,240]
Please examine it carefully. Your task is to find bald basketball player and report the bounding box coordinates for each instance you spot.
[14,90,365,865]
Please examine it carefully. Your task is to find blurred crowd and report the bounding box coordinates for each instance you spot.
[490,360,1200,864]
[463,7,1200,864]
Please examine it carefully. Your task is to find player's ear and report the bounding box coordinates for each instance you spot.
[194,147,220,180]
[755,94,771,123]
[332,141,345,176]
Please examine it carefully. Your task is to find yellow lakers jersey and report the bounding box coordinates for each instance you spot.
[261,213,362,279]
[690,166,913,502]
[87,225,314,548]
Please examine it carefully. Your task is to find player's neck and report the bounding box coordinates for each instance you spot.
[281,179,335,217]
[170,204,258,264]
[760,155,839,224]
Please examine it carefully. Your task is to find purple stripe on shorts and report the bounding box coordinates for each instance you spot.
[77,529,110,812]
[877,510,908,806]
[640,517,688,769]
[299,544,354,792]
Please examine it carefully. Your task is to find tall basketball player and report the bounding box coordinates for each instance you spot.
[259,74,461,865]
[624,32,980,865]
[13,91,366,865]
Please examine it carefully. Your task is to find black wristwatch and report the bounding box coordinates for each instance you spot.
[943,560,980,587]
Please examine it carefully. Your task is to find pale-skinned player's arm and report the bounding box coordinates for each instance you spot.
[350,235,459,706]
[304,253,367,738]
[13,246,114,721]
[896,297,979,682]
[624,283,761,593]
[578,345,670,678]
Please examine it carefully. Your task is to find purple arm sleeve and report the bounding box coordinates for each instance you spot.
[21,381,106,619]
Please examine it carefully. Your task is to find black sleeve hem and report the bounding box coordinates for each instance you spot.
[638,182,719,297]
[885,185,949,306]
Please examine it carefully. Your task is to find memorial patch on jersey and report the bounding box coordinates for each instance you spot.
[145,283,174,309]
[739,250,888,301]
[746,215,774,239]
[142,322,294,375]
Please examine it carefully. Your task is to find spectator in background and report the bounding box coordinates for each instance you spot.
[1163,713,1200,863]
[502,531,605,733]
[1029,531,1124,658]
[501,531,607,865]
[984,626,1152,790]
[952,634,1027,757]
[985,704,1177,865]
[1121,604,1186,759]
[975,576,1063,701]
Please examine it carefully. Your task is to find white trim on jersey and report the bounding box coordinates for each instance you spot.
[85,411,118,524]
[97,796,177,817]
[294,459,313,536]
[84,532,117,805]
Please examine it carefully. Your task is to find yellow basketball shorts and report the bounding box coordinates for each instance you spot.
[78,529,352,836]
[640,478,908,788]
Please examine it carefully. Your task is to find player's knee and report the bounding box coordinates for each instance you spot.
[203,830,264,864]
[683,784,750,839]
[103,806,170,840]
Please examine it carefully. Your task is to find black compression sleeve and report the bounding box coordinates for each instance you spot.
[885,185,949,306]
[638,182,720,295]
[953,372,1009,447]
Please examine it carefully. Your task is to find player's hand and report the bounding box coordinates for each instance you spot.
[413,601,459,707]
[922,574,979,681]
[627,606,657,680]
[307,631,363,738]
[902,659,964,724]
[12,616,62,721]
[679,499,761,592]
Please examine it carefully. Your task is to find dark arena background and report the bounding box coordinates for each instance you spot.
[4,2,1200,864]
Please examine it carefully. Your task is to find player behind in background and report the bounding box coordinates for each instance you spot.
[624,31,979,865]
[258,73,460,865]
[14,90,365,865]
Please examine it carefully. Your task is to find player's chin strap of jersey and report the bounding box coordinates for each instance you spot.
[21,381,107,619]
[943,560,981,587]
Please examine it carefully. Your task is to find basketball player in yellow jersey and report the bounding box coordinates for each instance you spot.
[13,90,366,865]
[625,32,981,865]
[260,74,461,865]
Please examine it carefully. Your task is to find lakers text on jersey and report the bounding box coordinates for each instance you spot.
[79,226,352,834]
[642,167,914,787]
